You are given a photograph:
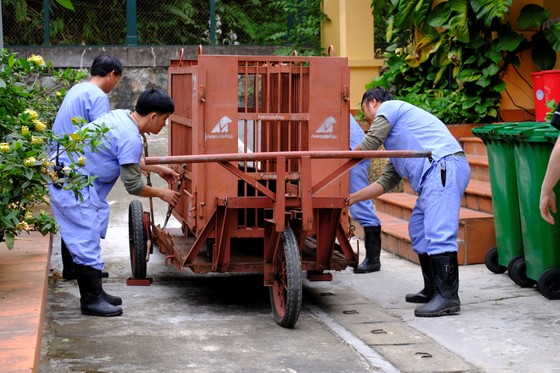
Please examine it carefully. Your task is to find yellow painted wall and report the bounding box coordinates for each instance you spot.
[500,0,560,118]
[321,0,383,111]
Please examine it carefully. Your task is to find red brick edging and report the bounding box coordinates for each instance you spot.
[0,231,52,373]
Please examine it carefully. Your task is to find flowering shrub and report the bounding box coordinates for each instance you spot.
[0,50,107,249]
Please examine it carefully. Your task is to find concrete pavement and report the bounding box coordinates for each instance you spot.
[305,237,560,372]
[40,127,560,372]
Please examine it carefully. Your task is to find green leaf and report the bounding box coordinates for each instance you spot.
[413,0,431,27]
[427,2,450,28]
[416,34,443,64]
[5,233,14,249]
[448,0,469,43]
[476,76,492,87]
[544,24,560,51]
[532,35,557,70]
[517,4,548,30]
[457,69,481,82]
[475,104,487,115]
[494,31,525,52]
[55,0,75,11]
[463,55,477,65]
[482,64,499,76]
[0,79,5,89]
[493,81,507,93]
[471,0,512,28]
[487,50,504,64]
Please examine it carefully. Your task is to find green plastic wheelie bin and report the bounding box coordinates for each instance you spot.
[472,123,545,277]
[504,125,560,299]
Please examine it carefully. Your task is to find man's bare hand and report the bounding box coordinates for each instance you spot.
[161,189,181,206]
[157,166,180,185]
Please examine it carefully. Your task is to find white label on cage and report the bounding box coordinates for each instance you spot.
[206,116,234,140]
[257,114,286,121]
[312,116,338,139]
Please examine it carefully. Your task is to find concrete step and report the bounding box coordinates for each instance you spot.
[463,179,493,214]
[403,178,493,214]
[461,136,487,156]
[375,194,495,265]
[466,154,489,182]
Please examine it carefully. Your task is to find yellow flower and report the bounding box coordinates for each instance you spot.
[70,133,82,141]
[33,119,47,131]
[24,109,39,120]
[27,54,45,66]
[25,211,33,220]
[71,117,80,125]
[62,166,71,175]
[31,136,43,145]
[49,171,59,182]
[24,156,36,167]
[0,143,9,153]
[55,91,62,97]
[21,126,30,136]
[16,221,30,231]
[77,156,86,166]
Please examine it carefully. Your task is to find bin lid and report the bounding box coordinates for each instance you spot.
[545,130,560,144]
[472,122,547,141]
[500,125,558,143]
[472,123,515,140]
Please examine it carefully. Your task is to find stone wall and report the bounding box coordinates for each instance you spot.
[8,45,282,110]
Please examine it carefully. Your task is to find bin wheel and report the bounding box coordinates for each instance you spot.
[128,200,147,279]
[269,226,302,328]
[507,256,536,288]
[484,247,507,274]
[537,269,560,300]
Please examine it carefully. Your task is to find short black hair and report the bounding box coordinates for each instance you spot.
[90,54,123,77]
[361,87,394,105]
[135,88,175,116]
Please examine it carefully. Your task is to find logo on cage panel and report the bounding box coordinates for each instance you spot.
[311,116,338,139]
[206,115,234,140]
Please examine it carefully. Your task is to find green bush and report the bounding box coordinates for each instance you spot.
[370,0,560,124]
[0,50,107,249]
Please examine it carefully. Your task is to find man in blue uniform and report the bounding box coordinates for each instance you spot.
[349,115,382,273]
[48,88,180,317]
[52,54,123,280]
[350,87,470,317]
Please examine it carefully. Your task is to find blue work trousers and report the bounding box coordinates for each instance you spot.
[48,184,109,270]
[408,155,470,255]
[349,158,381,227]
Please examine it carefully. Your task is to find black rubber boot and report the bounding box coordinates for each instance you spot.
[61,239,109,280]
[405,253,435,303]
[76,265,123,317]
[354,226,381,273]
[97,270,122,306]
[61,239,77,280]
[414,252,460,317]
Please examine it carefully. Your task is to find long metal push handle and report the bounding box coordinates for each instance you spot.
[144,150,432,165]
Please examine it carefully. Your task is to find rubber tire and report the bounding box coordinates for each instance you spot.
[129,200,147,279]
[485,247,507,274]
[537,268,560,300]
[508,256,536,288]
[269,227,302,328]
